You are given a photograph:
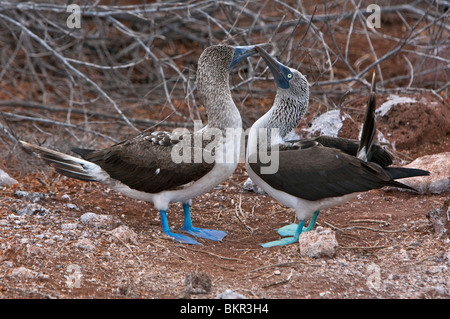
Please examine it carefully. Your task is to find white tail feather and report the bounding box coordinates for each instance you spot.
[20,141,107,182]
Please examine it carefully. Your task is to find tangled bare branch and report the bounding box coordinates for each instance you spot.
[0,0,447,153]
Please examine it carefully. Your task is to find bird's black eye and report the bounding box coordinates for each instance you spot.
[287,73,293,79]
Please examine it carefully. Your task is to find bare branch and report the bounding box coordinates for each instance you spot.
[0,0,447,166]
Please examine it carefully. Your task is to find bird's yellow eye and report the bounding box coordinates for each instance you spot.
[287,73,293,79]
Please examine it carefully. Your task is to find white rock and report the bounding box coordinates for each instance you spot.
[80,212,97,223]
[243,177,266,194]
[399,152,450,194]
[305,110,351,137]
[80,212,120,230]
[375,94,417,117]
[109,225,138,245]
[0,169,17,186]
[14,190,44,203]
[16,203,49,216]
[67,203,78,210]
[61,223,78,230]
[7,266,38,280]
[299,226,338,258]
[74,238,95,251]
[216,289,247,299]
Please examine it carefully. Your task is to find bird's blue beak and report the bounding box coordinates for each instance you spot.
[255,46,291,89]
[229,43,270,70]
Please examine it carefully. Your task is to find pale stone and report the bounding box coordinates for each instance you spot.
[400,152,450,194]
[299,226,338,258]
[109,225,138,245]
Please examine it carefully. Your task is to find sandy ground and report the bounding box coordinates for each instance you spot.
[0,2,449,300]
[1,91,449,299]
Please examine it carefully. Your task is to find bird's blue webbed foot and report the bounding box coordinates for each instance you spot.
[261,236,300,247]
[276,211,319,237]
[180,226,228,241]
[179,203,227,241]
[160,210,200,245]
[261,220,306,247]
[276,223,301,237]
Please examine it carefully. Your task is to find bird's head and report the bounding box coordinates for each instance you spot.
[255,45,308,92]
[255,45,310,135]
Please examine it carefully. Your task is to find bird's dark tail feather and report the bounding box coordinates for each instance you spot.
[385,166,430,192]
[384,167,430,179]
[357,72,376,162]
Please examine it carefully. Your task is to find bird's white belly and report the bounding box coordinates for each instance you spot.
[109,161,237,211]
[294,193,357,220]
[106,135,240,211]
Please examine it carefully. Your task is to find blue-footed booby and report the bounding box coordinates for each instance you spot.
[20,44,264,245]
[246,46,430,247]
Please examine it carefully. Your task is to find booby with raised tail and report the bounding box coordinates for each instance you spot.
[246,46,430,247]
[21,44,263,245]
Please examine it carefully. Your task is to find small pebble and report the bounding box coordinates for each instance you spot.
[109,225,138,245]
[74,238,95,251]
[61,223,78,230]
[14,190,44,203]
[16,203,49,216]
[80,212,120,230]
[67,203,77,210]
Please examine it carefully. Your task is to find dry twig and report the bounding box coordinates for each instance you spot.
[0,0,447,165]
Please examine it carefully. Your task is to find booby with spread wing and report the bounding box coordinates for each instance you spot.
[21,44,264,245]
[246,46,430,247]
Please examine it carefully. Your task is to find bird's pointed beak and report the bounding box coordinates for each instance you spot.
[229,43,271,70]
[255,45,290,89]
